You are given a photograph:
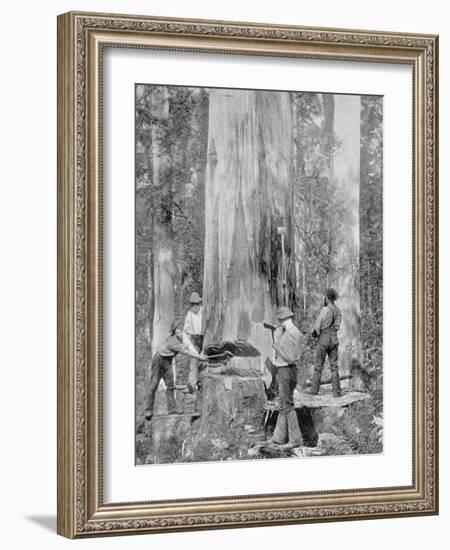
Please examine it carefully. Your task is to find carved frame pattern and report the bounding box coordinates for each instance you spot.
[57,11,438,538]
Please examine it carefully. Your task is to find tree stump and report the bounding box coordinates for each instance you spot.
[183,373,266,462]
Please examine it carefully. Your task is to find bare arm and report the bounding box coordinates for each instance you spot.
[183,348,206,360]
[181,332,206,360]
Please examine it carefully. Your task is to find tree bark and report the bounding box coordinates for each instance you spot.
[202,89,295,371]
[360,96,383,359]
[149,88,176,353]
[331,95,362,369]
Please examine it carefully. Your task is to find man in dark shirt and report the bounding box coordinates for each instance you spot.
[144,322,207,421]
[310,288,343,397]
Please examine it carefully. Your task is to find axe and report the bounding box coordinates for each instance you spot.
[277,226,288,306]
[263,322,278,343]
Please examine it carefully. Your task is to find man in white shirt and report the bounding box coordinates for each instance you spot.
[183,292,203,392]
[269,306,303,448]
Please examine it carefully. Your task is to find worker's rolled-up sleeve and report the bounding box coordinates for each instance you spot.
[181,332,201,356]
[334,307,342,331]
[313,307,327,333]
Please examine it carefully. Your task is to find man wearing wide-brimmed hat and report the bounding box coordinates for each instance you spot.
[310,288,342,397]
[269,306,303,448]
[144,320,207,421]
[183,292,204,393]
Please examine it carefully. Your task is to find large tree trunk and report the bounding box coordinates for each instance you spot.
[152,223,176,352]
[172,88,209,313]
[202,89,295,370]
[332,95,362,370]
[149,88,176,353]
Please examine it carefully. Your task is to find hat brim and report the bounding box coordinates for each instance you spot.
[277,313,294,320]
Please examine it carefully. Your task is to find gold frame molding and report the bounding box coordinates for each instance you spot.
[57,11,439,538]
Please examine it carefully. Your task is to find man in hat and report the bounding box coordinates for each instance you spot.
[310,288,342,397]
[144,321,207,421]
[183,292,203,392]
[269,306,303,448]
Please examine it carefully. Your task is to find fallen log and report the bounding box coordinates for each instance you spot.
[264,387,370,411]
[294,387,370,409]
[305,374,352,387]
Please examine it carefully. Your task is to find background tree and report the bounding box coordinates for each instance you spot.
[360,95,383,407]
[135,85,209,413]
[331,94,362,369]
[291,92,359,376]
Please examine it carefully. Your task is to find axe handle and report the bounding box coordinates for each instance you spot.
[204,352,233,360]
[263,323,277,342]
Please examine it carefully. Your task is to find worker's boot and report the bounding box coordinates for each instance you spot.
[310,369,321,395]
[270,412,288,445]
[286,410,303,448]
[331,371,342,398]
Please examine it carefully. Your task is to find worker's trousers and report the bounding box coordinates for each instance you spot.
[276,364,297,412]
[187,334,203,389]
[146,353,176,414]
[314,331,339,374]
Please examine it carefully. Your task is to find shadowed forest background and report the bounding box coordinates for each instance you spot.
[135,84,383,463]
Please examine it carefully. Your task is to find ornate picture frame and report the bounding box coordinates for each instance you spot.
[57,11,438,538]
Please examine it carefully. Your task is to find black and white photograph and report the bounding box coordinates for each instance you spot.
[135,84,383,465]
[0,0,443,544]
